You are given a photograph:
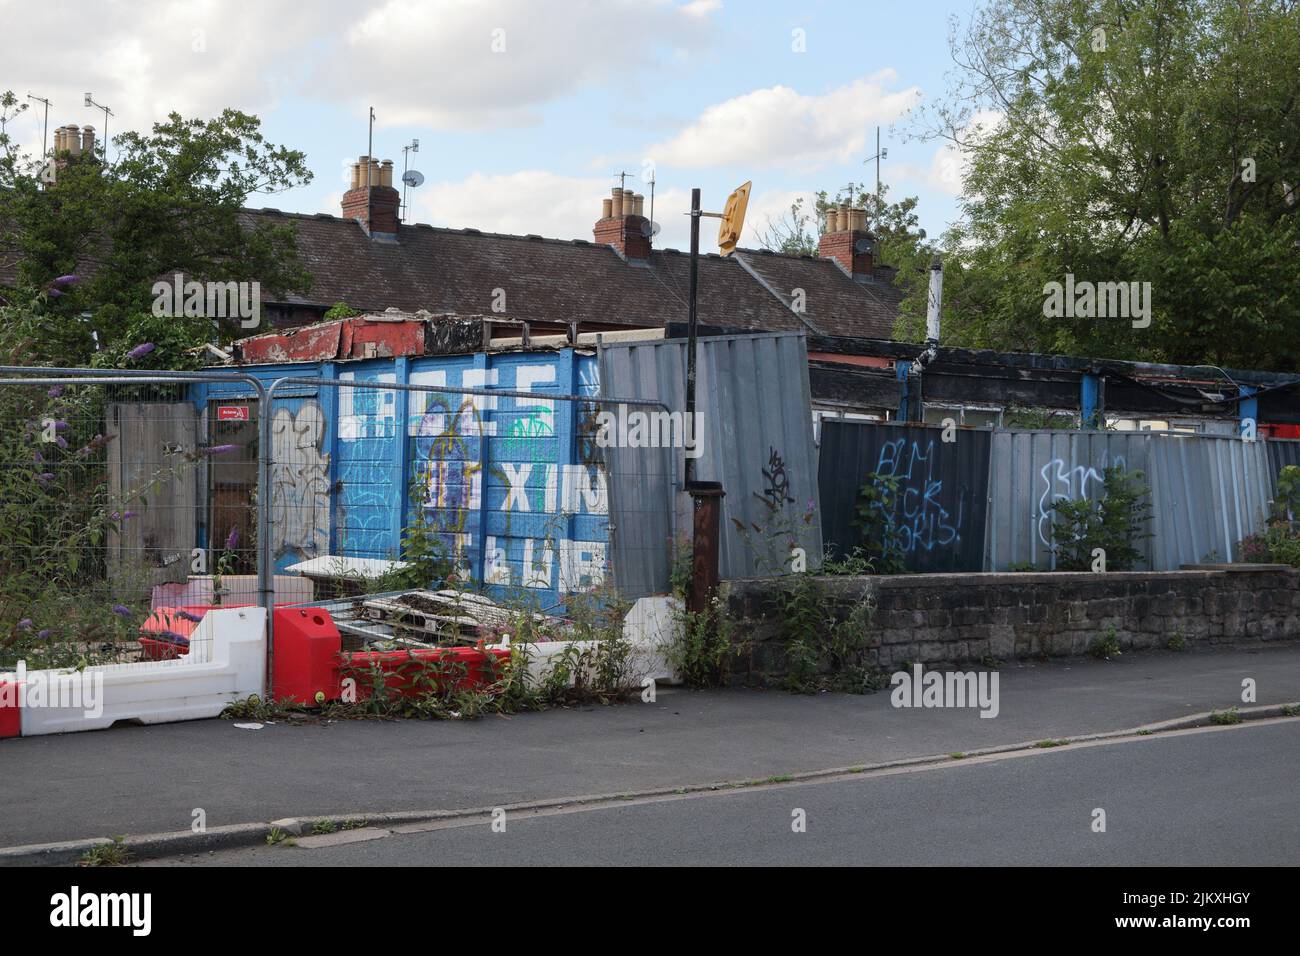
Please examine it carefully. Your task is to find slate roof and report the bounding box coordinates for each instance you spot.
[244,208,903,340]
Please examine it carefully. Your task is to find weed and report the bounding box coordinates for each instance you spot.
[1167,628,1187,652]
[79,837,130,867]
[310,820,337,835]
[950,752,966,760]
[1209,707,1242,725]
[1034,739,1068,748]
[1090,625,1122,659]
[266,827,290,845]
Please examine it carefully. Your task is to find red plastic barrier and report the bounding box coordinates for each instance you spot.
[343,645,512,700]
[268,606,512,705]
[0,679,20,738]
[271,607,343,705]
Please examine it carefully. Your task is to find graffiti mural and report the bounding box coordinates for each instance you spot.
[818,421,991,573]
[874,438,961,554]
[269,402,330,560]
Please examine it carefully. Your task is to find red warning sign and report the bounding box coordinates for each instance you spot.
[217,405,250,421]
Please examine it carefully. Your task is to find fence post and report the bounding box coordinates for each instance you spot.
[686,480,725,614]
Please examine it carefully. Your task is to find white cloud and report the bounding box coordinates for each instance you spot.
[408,169,612,238]
[925,109,1002,197]
[647,72,921,171]
[740,188,819,249]
[322,0,716,129]
[1,0,343,159]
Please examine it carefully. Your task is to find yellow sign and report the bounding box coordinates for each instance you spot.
[716,180,751,256]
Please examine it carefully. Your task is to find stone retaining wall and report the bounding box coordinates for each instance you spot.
[722,566,1300,678]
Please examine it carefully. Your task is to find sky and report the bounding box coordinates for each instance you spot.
[1,0,980,252]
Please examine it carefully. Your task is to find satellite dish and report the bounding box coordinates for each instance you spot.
[640,219,661,239]
[402,169,425,188]
[854,237,874,254]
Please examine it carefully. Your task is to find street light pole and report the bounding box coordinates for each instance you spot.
[685,186,701,487]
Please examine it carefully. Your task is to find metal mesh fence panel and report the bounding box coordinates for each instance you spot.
[0,369,268,674]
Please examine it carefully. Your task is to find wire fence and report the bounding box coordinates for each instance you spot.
[0,367,679,681]
[0,368,270,675]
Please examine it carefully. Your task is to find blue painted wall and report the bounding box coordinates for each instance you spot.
[195,350,607,612]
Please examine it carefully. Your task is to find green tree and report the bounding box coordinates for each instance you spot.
[0,96,314,365]
[911,0,1300,370]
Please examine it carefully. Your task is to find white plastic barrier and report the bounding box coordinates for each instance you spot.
[488,596,680,688]
[15,607,266,737]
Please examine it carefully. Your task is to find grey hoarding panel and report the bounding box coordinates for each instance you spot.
[1145,435,1272,566]
[984,431,1151,571]
[1267,439,1300,480]
[984,430,1272,571]
[818,421,991,573]
[598,331,822,586]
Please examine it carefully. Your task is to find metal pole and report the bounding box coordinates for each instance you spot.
[685,186,700,487]
[367,107,374,233]
[876,126,881,200]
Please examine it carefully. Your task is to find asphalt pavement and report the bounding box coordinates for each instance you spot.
[2,642,1298,849]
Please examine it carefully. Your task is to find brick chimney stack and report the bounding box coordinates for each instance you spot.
[819,203,875,277]
[342,155,401,236]
[594,186,651,260]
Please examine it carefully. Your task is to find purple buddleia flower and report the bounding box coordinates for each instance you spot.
[111,605,132,618]
[125,342,156,360]
[176,611,204,623]
[52,274,79,286]
[48,288,63,298]
[53,420,69,431]
[55,436,68,449]
[157,630,189,645]
[17,619,33,631]
[36,473,55,484]
[225,526,239,550]
[202,444,237,455]
[37,629,53,639]
[47,385,63,398]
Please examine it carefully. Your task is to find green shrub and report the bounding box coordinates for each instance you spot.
[1050,466,1152,571]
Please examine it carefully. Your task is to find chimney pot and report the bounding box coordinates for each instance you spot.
[82,126,95,154]
[633,194,644,217]
[595,190,652,259]
[66,125,81,156]
[380,160,393,188]
[826,208,838,232]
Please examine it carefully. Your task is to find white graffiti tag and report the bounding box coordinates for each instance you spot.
[1037,452,1125,546]
[270,403,331,558]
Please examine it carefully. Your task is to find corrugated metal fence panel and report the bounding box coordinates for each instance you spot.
[598,331,821,585]
[1267,439,1300,479]
[984,430,1273,571]
[818,421,991,572]
[1146,435,1272,566]
[985,431,1152,571]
